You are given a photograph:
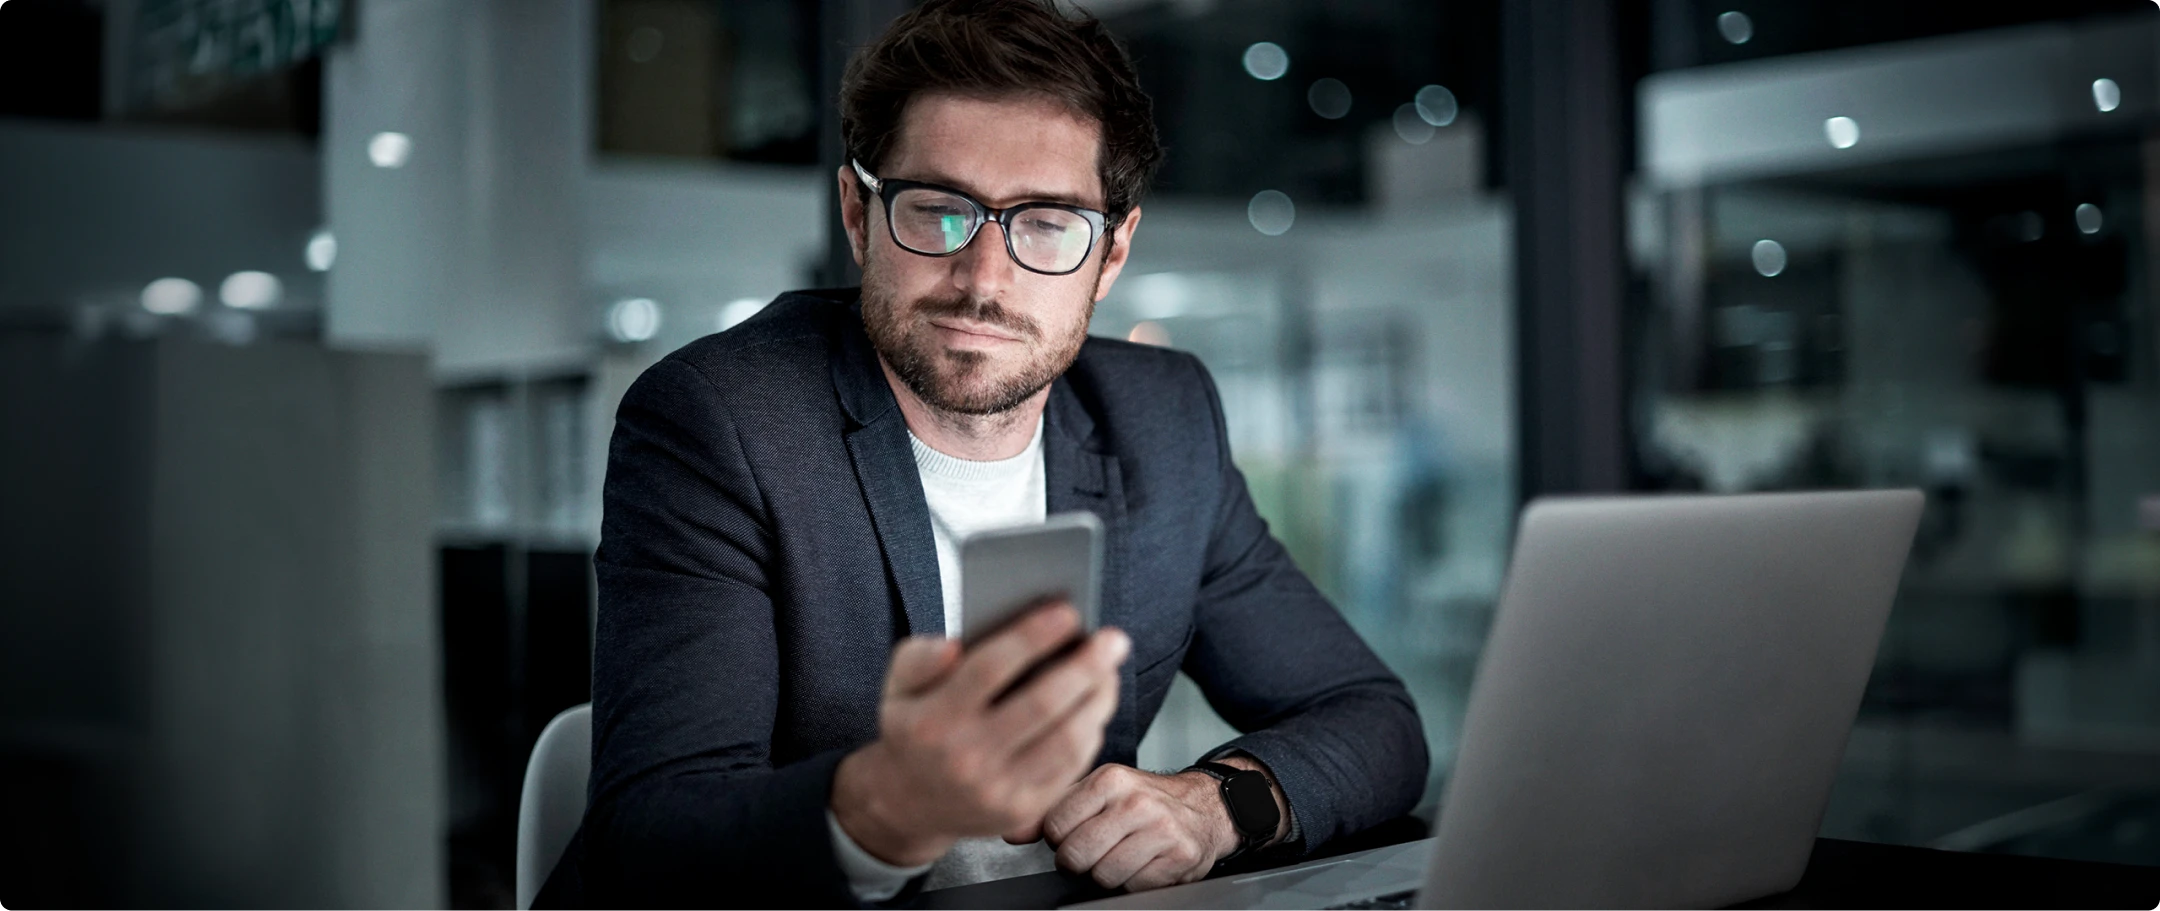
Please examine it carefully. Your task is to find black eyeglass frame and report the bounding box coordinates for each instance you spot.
[852,158,1113,277]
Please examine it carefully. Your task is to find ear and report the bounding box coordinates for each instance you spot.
[837,165,870,267]
[1091,206,1142,303]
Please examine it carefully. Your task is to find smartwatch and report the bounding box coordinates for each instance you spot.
[1188,760,1281,861]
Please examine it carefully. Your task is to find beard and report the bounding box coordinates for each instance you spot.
[860,255,1097,417]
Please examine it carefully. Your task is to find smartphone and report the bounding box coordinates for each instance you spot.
[957,511,1103,647]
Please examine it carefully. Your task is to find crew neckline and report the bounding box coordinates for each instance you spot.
[907,417,1045,483]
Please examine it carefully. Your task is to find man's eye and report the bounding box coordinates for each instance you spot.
[909,202,968,218]
[1022,217,1070,234]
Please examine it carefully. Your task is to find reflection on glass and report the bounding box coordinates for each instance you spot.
[1636,17,2160,865]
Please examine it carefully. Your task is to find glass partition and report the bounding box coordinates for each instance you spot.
[1098,0,1513,806]
[1635,14,2160,863]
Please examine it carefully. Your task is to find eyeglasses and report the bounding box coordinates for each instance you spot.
[853,159,1110,276]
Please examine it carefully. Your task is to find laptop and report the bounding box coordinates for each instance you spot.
[1069,490,1924,910]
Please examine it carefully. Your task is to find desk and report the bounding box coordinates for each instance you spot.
[922,837,2160,909]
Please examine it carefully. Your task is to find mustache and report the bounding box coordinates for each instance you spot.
[909,292,1039,340]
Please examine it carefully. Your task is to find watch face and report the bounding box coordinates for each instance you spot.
[1223,772,1281,837]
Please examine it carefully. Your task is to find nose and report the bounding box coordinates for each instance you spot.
[950,219,1016,301]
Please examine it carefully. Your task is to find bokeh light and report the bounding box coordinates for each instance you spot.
[1824,116,1859,149]
[607,297,662,342]
[219,271,283,310]
[368,131,412,168]
[1242,42,1289,81]
[1393,103,1436,144]
[2076,203,2103,235]
[1247,190,1295,236]
[718,297,768,331]
[1717,11,1754,45]
[1414,85,1458,127]
[1751,239,1787,277]
[1307,78,1352,119]
[305,229,337,272]
[141,277,203,315]
[2092,78,2121,113]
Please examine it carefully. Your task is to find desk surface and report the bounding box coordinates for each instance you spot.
[922,837,2160,909]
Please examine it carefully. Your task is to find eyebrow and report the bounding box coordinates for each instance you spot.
[899,170,1102,212]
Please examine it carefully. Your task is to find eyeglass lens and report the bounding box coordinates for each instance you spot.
[890,187,1096,274]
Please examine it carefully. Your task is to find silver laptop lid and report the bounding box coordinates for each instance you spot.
[1421,490,1923,909]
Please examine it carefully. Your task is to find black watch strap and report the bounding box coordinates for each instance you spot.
[1188,760,1281,861]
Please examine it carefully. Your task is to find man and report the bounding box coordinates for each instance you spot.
[541,0,1426,905]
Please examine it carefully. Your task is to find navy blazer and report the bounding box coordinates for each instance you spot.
[541,289,1427,908]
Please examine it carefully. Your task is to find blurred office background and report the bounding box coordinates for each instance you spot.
[2,0,2158,906]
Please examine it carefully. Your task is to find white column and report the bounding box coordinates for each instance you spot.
[324,0,596,375]
[322,0,469,352]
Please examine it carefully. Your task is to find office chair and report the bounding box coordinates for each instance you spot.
[517,703,592,910]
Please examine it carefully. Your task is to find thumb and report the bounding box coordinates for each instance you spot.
[1002,819,1043,845]
[886,635,960,698]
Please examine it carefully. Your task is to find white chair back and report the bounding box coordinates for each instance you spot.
[516,703,592,910]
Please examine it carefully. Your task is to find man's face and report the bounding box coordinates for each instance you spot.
[841,92,1141,416]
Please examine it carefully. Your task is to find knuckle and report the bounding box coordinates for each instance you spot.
[1018,684,1063,719]
[897,715,938,748]
[945,748,985,783]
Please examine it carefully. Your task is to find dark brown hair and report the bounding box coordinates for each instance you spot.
[839,0,1163,226]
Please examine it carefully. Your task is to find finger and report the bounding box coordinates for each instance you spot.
[1040,765,1119,846]
[1002,819,1042,845]
[984,628,1128,747]
[1012,672,1121,791]
[1087,826,1179,890]
[1052,809,1136,876]
[886,635,961,698]
[939,603,1081,710]
[1126,854,1197,892]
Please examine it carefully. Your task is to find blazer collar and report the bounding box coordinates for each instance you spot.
[829,295,899,430]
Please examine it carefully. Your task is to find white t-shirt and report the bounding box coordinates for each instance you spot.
[827,418,1059,900]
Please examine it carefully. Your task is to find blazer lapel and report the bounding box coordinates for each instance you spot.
[1043,378,1140,759]
[832,304,944,638]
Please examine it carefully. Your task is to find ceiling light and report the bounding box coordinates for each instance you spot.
[2092,78,2121,113]
[305,229,336,272]
[219,271,282,310]
[368,132,412,168]
[1824,116,1859,149]
[607,298,661,343]
[141,277,202,315]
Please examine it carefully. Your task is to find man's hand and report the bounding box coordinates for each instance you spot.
[830,604,1129,867]
[1025,757,1290,892]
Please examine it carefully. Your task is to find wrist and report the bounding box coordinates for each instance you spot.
[832,743,955,867]
[1206,755,1291,846]
[1174,769,1246,863]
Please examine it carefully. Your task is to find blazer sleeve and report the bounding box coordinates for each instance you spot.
[1176,354,1431,856]
[578,357,860,908]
